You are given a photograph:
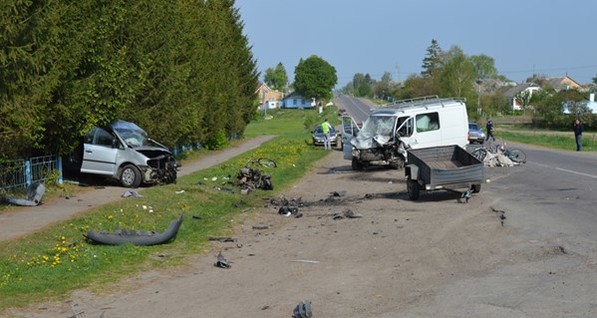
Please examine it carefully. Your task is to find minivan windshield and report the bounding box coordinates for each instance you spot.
[359,115,396,138]
[111,121,149,148]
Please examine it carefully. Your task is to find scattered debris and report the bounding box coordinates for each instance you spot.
[208,237,236,242]
[191,215,202,220]
[70,302,85,318]
[364,193,375,199]
[490,206,506,226]
[252,225,269,230]
[214,186,235,193]
[329,190,346,197]
[278,206,299,216]
[293,300,313,318]
[270,197,304,207]
[233,167,273,191]
[122,190,143,198]
[343,209,362,218]
[214,251,231,269]
[175,190,185,194]
[1,182,45,206]
[460,189,472,203]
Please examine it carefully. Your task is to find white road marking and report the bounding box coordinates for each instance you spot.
[530,162,597,179]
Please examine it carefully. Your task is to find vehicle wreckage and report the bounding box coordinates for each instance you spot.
[341,96,469,170]
[64,120,179,188]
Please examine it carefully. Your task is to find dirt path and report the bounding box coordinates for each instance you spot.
[0,135,274,242]
[8,149,517,318]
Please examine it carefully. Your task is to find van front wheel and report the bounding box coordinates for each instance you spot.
[120,164,142,188]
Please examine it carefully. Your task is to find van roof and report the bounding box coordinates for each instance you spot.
[372,96,466,115]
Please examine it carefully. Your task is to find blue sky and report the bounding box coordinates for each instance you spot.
[235,0,597,88]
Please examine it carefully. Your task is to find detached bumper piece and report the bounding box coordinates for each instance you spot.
[1,182,45,206]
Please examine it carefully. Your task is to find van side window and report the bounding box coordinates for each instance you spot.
[396,116,413,137]
[415,113,440,132]
[94,128,114,147]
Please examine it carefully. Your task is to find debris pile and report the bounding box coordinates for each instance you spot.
[233,167,273,191]
[270,196,304,217]
[483,152,514,167]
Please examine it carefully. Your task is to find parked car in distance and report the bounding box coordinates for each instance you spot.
[64,120,178,188]
[468,121,486,143]
[312,125,339,146]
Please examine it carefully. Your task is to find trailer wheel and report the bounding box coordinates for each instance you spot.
[407,179,420,200]
[471,183,482,193]
[351,158,364,170]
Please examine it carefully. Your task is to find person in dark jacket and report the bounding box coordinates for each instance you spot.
[573,119,583,151]
[485,119,495,142]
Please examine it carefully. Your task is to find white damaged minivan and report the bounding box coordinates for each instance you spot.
[64,121,178,187]
[342,96,469,170]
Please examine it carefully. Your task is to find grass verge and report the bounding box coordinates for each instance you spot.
[0,108,333,312]
[497,130,596,152]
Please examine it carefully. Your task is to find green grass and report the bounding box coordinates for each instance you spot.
[0,111,333,311]
[497,130,597,152]
[244,107,341,138]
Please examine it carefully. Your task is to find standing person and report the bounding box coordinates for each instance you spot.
[321,118,333,150]
[573,119,583,151]
[485,118,495,142]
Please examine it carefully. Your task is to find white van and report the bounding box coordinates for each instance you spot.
[342,96,469,170]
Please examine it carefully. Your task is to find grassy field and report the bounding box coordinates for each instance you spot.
[496,129,596,152]
[0,107,335,311]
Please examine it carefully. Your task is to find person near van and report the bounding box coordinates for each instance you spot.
[485,119,495,142]
[573,119,583,151]
[321,118,333,150]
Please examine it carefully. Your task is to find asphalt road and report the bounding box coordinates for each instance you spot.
[333,93,375,123]
[406,143,597,317]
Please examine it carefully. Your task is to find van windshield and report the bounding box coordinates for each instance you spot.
[360,115,396,138]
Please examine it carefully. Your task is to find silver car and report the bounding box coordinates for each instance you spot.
[66,121,178,188]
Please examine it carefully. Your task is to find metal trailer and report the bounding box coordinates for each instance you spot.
[404,145,484,200]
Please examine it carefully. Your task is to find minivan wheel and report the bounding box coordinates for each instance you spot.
[120,164,142,188]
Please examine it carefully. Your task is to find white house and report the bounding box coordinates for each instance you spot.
[502,83,541,111]
[280,91,314,109]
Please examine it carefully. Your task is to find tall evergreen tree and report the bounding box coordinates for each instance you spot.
[421,39,442,78]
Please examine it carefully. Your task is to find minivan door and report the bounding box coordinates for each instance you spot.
[341,115,361,160]
[81,127,120,176]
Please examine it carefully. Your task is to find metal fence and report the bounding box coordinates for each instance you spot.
[0,155,62,192]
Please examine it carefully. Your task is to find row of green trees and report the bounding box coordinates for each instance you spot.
[0,0,258,159]
[341,39,596,128]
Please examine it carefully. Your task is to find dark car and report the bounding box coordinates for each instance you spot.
[468,121,486,143]
[312,125,338,146]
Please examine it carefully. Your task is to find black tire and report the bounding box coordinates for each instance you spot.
[471,183,482,193]
[351,157,364,170]
[472,148,488,162]
[507,149,526,163]
[407,179,420,200]
[120,164,142,188]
